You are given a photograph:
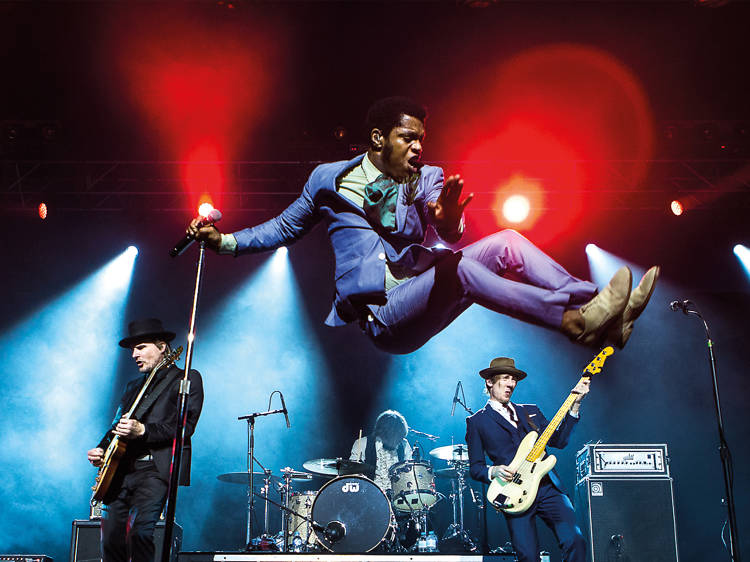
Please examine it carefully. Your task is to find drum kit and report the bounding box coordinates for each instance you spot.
[217,444,480,554]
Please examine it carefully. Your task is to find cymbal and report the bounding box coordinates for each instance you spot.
[429,444,469,461]
[217,472,281,486]
[302,457,373,476]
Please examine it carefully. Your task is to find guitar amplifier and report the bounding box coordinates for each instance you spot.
[69,520,181,562]
[576,443,669,481]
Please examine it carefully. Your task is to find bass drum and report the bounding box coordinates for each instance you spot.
[312,475,394,553]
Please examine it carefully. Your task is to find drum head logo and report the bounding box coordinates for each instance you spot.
[341,482,360,493]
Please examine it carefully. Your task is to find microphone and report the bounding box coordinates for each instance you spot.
[169,209,222,257]
[451,380,461,416]
[324,520,346,543]
[280,392,291,428]
[669,299,691,314]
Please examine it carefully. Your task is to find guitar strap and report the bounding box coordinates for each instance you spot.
[523,410,539,432]
[133,366,180,420]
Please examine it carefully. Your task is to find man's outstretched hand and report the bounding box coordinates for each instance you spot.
[427,174,474,243]
[187,218,222,252]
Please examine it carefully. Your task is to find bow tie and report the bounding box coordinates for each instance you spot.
[363,174,399,231]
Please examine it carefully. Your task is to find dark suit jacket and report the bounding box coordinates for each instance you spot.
[465,402,578,493]
[97,364,204,501]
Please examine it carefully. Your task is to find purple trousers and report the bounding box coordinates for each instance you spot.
[364,230,597,354]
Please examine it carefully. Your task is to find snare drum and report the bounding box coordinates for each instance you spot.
[287,490,317,551]
[388,460,437,511]
[312,475,394,553]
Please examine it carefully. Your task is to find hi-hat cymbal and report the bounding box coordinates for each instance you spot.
[217,472,281,486]
[302,457,373,476]
[429,444,469,461]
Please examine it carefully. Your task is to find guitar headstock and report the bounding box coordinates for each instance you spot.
[582,346,614,378]
[153,345,184,373]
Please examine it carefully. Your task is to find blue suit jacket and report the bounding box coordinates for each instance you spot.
[231,154,455,326]
[465,402,578,493]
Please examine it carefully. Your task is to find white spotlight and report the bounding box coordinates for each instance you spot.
[126,245,139,257]
[502,195,530,223]
[734,245,750,279]
[585,243,599,255]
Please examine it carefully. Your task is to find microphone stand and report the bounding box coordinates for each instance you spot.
[160,241,206,562]
[680,301,741,561]
[237,396,287,551]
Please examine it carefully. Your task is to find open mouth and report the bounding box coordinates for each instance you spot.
[407,157,422,174]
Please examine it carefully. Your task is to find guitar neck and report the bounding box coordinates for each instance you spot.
[525,375,588,462]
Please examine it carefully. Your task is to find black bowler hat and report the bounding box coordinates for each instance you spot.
[118,318,176,348]
[479,357,527,381]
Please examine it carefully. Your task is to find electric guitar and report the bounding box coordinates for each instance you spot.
[486,346,614,515]
[91,346,183,501]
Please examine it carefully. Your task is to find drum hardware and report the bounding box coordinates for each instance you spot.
[278,467,317,552]
[438,460,478,552]
[408,427,440,441]
[237,394,290,551]
[303,457,374,477]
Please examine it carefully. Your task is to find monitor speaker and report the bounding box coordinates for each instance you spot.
[69,520,181,562]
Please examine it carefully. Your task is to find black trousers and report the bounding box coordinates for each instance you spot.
[101,460,168,562]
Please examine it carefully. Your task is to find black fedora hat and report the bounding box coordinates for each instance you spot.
[118,318,176,348]
[479,357,527,381]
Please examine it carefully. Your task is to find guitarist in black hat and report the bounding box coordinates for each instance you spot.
[87,318,204,562]
[465,357,588,562]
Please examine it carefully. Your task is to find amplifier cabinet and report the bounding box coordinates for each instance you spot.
[575,477,679,562]
[69,520,182,562]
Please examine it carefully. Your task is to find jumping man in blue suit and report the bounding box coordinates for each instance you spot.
[466,356,588,561]
[188,97,659,354]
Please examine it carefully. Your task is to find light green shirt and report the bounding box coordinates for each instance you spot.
[219,154,415,290]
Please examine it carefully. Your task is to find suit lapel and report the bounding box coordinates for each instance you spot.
[484,403,517,436]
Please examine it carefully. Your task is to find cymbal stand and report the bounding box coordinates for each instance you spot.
[442,461,477,551]
[260,467,273,539]
[278,468,296,552]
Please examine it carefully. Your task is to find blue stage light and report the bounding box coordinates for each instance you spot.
[734,244,750,279]
[0,247,137,553]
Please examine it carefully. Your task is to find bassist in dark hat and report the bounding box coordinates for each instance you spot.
[87,318,204,562]
[466,357,588,562]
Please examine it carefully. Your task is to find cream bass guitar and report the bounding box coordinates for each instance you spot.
[486,346,614,515]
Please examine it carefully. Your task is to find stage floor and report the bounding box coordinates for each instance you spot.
[178,553,516,562]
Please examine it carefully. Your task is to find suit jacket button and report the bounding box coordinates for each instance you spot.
[378,252,386,260]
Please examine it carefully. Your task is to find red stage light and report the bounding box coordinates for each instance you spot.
[670,200,684,216]
[38,202,48,220]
